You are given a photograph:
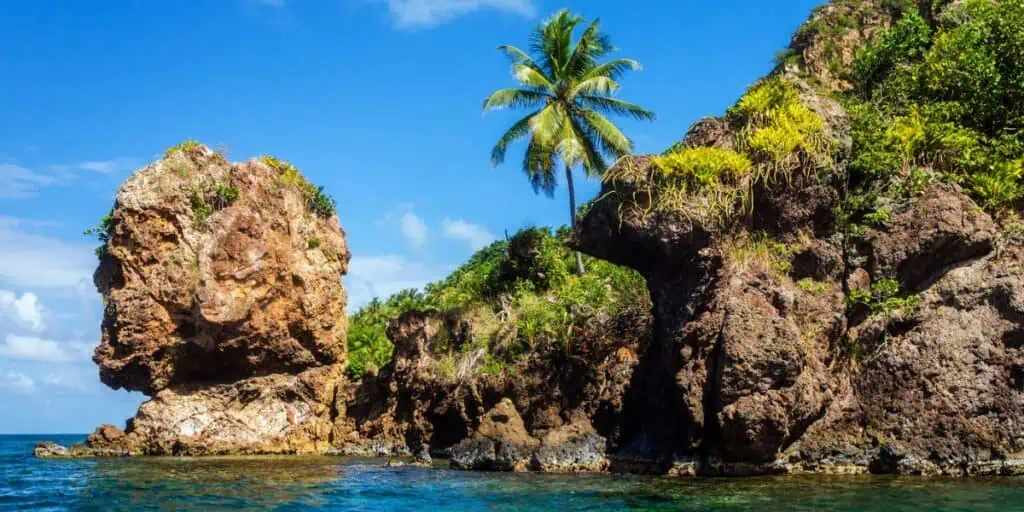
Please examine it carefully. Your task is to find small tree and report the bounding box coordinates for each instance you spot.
[484,9,654,274]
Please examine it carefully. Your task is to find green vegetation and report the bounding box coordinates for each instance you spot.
[165,140,203,159]
[307,236,322,250]
[609,77,832,229]
[839,1,1024,221]
[722,231,794,278]
[190,180,239,226]
[845,278,919,316]
[484,9,655,274]
[797,278,834,294]
[346,226,648,379]
[259,154,337,219]
[730,77,830,175]
[83,211,114,260]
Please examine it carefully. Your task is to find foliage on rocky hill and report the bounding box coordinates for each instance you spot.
[346,226,647,378]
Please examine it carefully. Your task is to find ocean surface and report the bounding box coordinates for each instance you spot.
[2,435,1023,511]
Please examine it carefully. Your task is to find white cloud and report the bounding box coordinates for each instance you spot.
[0,219,96,291]
[382,0,535,28]
[345,254,452,309]
[379,204,430,249]
[0,164,55,199]
[442,218,497,250]
[0,334,94,364]
[401,211,429,249]
[77,157,138,174]
[0,370,35,394]
[0,291,46,332]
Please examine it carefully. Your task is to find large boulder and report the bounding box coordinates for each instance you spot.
[57,144,351,456]
[93,145,349,395]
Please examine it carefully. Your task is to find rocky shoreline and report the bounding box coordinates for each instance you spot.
[36,0,1024,478]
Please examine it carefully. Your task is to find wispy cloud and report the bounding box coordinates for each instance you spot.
[379,204,430,249]
[378,0,535,28]
[0,218,96,291]
[0,291,46,333]
[345,254,452,309]
[442,218,496,250]
[0,370,35,395]
[401,211,429,249]
[0,334,94,364]
[0,164,55,199]
[77,157,139,174]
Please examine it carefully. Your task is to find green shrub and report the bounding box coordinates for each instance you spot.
[210,181,239,209]
[845,278,919,316]
[652,147,752,187]
[797,278,833,294]
[308,237,322,249]
[730,77,829,173]
[348,226,648,376]
[969,159,1024,214]
[260,154,337,219]
[190,191,215,225]
[851,11,932,94]
[165,140,203,159]
[308,185,336,219]
[346,289,434,378]
[84,211,115,260]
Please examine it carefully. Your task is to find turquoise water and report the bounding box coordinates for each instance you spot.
[2,435,1023,511]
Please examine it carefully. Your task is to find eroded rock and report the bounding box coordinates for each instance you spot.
[51,145,350,457]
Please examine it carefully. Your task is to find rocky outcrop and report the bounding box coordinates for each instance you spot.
[337,305,647,470]
[40,145,350,457]
[570,87,1024,477]
[450,399,538,471]
[93,146,348,395]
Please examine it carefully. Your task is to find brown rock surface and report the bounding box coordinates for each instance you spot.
[572,79,1024,475]
[64,145,350,456]
[93,145,349,395]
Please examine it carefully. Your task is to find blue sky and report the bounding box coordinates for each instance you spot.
[0,0,821,433]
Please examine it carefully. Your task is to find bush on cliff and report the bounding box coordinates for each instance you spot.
[346,226,647,379]
[840,1,1024,219]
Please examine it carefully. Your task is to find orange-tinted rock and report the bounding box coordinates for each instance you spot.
[93,145,349,395]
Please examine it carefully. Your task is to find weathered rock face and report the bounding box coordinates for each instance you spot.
[337,306,646,470]
[58,145,351,456]
[571,92,1024,477]
[94,145,349,395]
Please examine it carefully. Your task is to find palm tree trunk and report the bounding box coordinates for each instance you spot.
[565,165,585,275]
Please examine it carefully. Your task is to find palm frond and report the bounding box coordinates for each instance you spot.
[555,112,585,168]
[528,104,565,148]
[491,111,539,166]
[524,136,557,196]
[531,9,581,81]
[498,45,535,65]
[579,109,633,157]
[512,64,556,92]
[577,96,656,121]
[569,116,609,175]
[566,19,613,80]
[483,89,550,112]
[582,58,641,81]
[569,76,621,98]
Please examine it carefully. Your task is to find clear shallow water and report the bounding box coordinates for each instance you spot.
[2,435,1023,511]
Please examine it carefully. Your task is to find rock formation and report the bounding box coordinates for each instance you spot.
[37,0,1024,477]
[42,144,351,456]
[565,0,1024,476]
[335,307,646,472]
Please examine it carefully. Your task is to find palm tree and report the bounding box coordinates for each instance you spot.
[483,10,654,274]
